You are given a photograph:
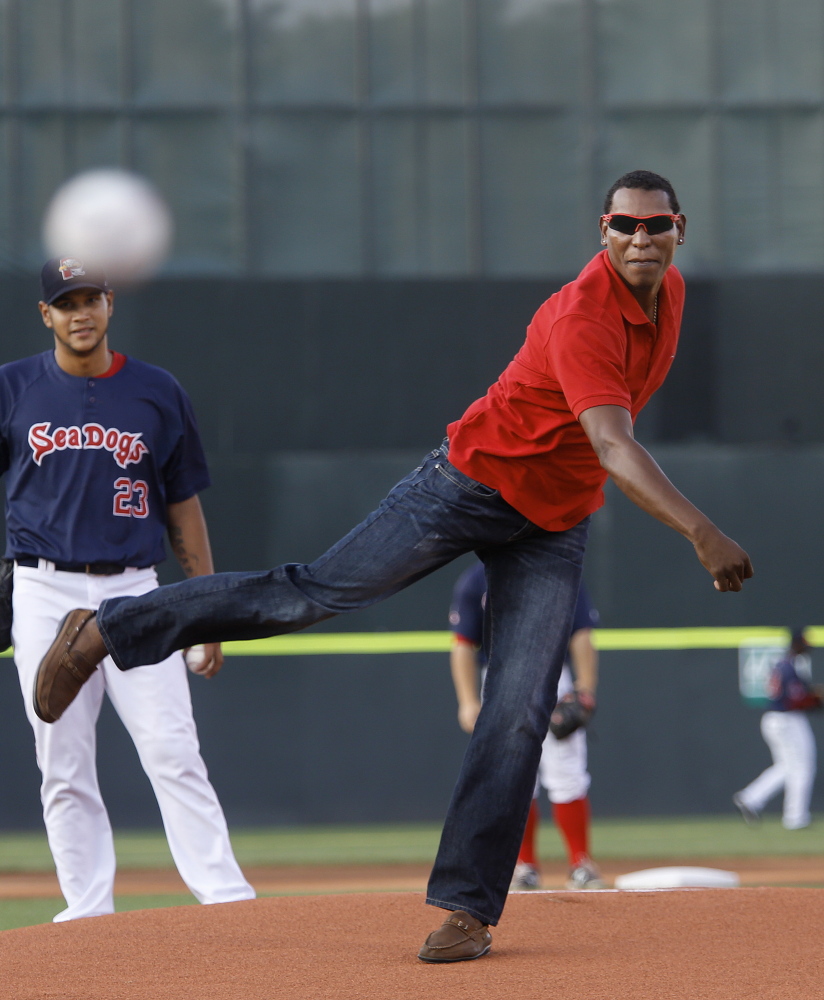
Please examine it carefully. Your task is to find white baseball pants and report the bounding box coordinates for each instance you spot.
[536,665,591,804]
[736,710,817,830]
[12,562,255,921]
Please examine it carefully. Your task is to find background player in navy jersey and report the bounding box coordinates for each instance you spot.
[733,628,821,830]
[0,257,254,921]
[449,562,604,890]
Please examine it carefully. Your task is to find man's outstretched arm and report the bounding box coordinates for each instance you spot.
[578,404,753,593]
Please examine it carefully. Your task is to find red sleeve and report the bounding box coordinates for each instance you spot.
[547,313,632,418]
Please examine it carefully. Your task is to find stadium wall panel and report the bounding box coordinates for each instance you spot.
[1,648,822,828]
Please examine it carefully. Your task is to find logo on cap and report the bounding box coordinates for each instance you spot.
[58,258,86,280]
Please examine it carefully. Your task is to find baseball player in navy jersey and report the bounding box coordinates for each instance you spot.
[733,628,821,830]
[449,562,604,890]
[0,257,254,921]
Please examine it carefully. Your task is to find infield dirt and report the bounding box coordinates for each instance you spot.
[2,886,823,999]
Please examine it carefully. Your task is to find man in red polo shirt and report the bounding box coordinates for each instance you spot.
[36,170,752,962]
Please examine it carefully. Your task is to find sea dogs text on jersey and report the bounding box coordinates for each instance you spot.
[28,422,149,469]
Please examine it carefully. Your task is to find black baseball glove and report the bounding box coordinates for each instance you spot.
[0,558,13,652]
[548,691,595,740]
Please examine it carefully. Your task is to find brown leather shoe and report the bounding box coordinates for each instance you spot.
[417,909,492,963]
[33,610,107,723]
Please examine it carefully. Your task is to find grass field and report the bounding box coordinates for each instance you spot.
[1,815,821,931]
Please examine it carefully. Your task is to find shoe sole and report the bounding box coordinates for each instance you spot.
[417,944,491,963]
[32,610,75,723]
[32,609,97,724]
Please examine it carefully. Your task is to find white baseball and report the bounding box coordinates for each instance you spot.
[184,644,208,673]
[42,169,173,282]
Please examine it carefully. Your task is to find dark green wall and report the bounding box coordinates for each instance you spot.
[5,271,818,457]
[1,272,718,456]
[1,647,822,828]
[1,273,822,826]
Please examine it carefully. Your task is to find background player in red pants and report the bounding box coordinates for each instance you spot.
[449,561,604,890]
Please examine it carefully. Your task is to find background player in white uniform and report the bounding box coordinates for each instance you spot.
[733,628,821,830]
[0,257,254,921]
[449,561,604,889]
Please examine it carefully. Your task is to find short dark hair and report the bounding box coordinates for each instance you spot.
[603,170,681,215]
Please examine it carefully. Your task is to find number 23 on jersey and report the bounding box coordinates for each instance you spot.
[113,478,149,518]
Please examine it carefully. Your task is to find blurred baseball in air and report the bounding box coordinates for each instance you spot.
[43,169,173,282]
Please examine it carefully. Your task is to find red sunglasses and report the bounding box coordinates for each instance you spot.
[601,213,681,236]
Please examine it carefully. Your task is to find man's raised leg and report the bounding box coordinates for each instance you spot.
[34,446,532,721]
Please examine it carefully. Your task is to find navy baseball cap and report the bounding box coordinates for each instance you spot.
[40,257,110,304]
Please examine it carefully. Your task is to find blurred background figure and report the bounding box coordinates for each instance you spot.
[733,628,822,831]
[448,561,604,890]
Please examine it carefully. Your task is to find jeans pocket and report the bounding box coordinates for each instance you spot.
[435,459,499,498]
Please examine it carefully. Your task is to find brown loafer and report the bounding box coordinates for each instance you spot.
[417,909,492,963]
[33,610,108,723]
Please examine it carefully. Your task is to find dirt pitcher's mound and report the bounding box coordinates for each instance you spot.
[2,888,823,999]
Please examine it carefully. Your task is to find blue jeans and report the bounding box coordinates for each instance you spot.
[98,442,589,925]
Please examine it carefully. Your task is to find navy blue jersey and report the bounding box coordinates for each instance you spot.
[767,654,819,712]
[0,351,209,567]
[449,561,598,660]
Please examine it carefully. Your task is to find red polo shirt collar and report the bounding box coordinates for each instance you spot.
[602,250,658,329]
